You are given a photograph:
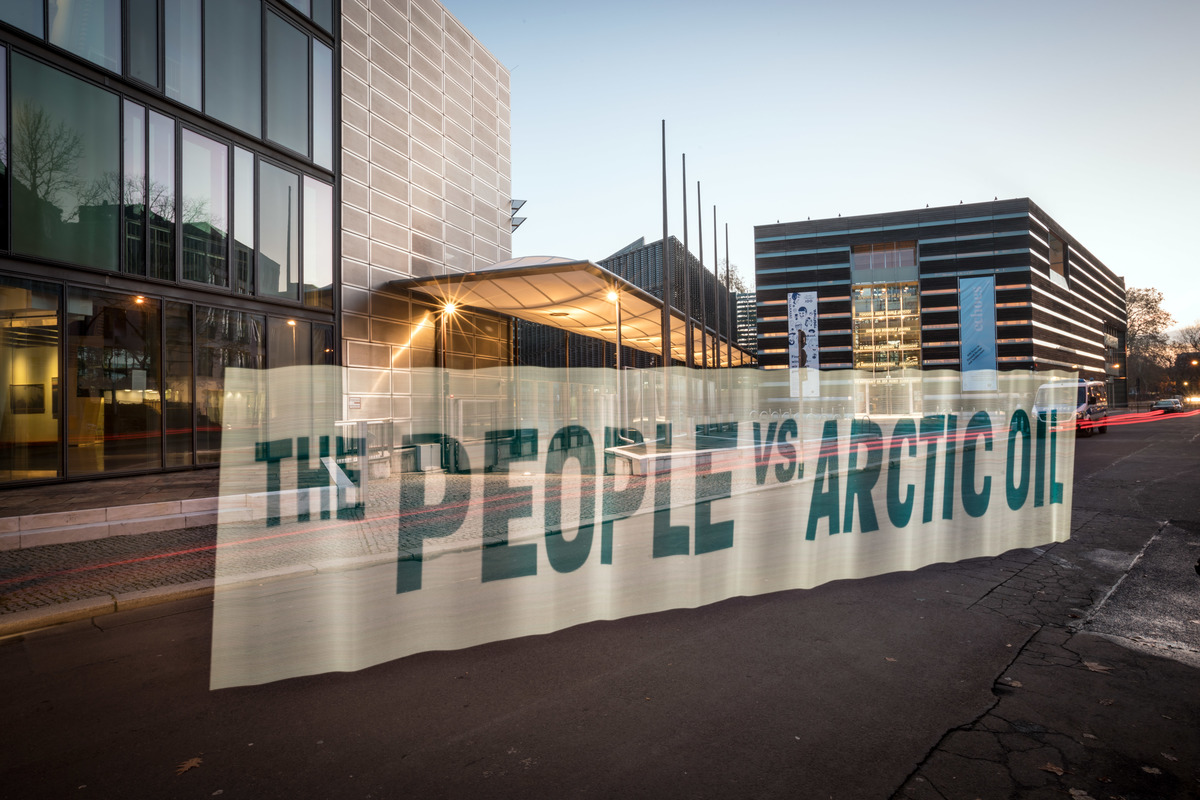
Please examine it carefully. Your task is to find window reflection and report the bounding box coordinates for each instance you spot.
[165,0,202,109]
[127,0,159,86]
[312,40,333,169]
[181,129,228,287]
[49,0,121,73]
[0,276,61,481]
[204,0,261,137]
[196,306,263,464]
[851,241,916,272]
[148,111,176,280]
[12,55,120,271]
[123,101,146,275]
[232,147,255,295]
[303,176,333,309]
[266,11,311,157]
[258,161,299,301]
[66,288,162,475]
[0,1,44,37]
[165,301,193,466]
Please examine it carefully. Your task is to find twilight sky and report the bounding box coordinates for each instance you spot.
[447,0,1200,328]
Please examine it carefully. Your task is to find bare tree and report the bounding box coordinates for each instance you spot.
[1126,287,1175,398]
[11,100,82,214]
[717,258,752,293]
[1174,320,1200,353]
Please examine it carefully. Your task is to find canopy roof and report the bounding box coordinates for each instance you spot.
[388,256,754,367]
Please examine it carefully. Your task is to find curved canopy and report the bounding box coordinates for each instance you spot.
[388,257,753,367]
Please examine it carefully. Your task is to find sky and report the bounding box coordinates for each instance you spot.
[447,0,1200,328]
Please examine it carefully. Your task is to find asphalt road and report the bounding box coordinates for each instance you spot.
[2,411,1198,799]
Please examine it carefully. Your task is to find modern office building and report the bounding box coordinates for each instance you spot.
[0,0,513,485]
[735,292,757,356]
[754,198,1127,411]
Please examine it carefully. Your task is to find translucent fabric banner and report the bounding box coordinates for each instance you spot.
[211,366,1075,688]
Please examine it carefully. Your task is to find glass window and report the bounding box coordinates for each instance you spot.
[48,0,121,72]
[127,0,158,86]
[312,40,333,169]
[266,11,310,157]
[181,129,229,287]
[232,147,255,295]
[303,176,333,309]
[196,305,263,464]
[165,0,201,109]
[313,323,334,365]
[1,1,44,37]
[258,161,299,301]
[148,110,175,280]
[66,288,162,475]
[12,55,120,271]
[283,0,311,17]
[205,0,261,137]
[165,301,193,466]
[123,101,147,275]
[0,48,8,251]
[0,275,61,482]
[269,316,311,368]
[312,0,333,32]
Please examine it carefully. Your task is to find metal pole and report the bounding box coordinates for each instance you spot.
[681,155,692,368]
[660,121,672,367]
[698,182,706,369]
[725,222,732,368]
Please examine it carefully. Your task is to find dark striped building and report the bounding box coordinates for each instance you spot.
[754,198,1127,407]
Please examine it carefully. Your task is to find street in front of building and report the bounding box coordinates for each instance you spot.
[1,411,1197,799]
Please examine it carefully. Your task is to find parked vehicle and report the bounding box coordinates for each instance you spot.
[1033,379,1108,435]
[1151,398,1184,413]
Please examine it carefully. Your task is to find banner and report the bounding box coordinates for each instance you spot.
[788,291,819,397]
[960,276,998,392]
[211,366,1075,688]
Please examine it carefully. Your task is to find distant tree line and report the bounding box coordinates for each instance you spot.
[1125,286,1199,399]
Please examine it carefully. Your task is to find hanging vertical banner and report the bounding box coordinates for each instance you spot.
[788,291,819,397]
[960,275,998,392]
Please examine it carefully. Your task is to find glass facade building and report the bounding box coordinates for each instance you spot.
[754,199,1128,411]
[0,0,514,485]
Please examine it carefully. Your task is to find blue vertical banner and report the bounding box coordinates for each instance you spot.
[787,291,819,397]
[959,276,997,392]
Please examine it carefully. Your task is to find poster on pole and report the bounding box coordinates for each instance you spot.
[960,276,998,392]
[788,291,819,397]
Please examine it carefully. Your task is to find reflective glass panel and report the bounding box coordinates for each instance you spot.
[165,301,193,466]
[312,0,333,32]
[283,0,311,17]
[196,306,263,464]
[0,1,43,37]
[49,0,121,72]
[123,101,147,275]
[312,40,333,169]
[0,275,61,482]
[269,316,310,368]
[12,55,120,271]
[302,176,333,309]
[148,110,176,280]
[127,0,159,86]
[266,11,310,157]
[66,288,162,475]
[232,147,255,295]
[0,49,7,250]
[165,0,202,109]
[205,0,261,137]
[181,129,229,286]
[258,161,299,301]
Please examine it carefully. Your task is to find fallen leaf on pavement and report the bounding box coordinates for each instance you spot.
[176,757,203,775]
[1099,699,1114,706]
[1142,766,1162,775]
[1082,733,1097,739]
[885,657,897,662]
[1083,661,1113,674]
[1039,763,1065,776]
[1068,789,1094,799]
[1162,753,1178,762]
